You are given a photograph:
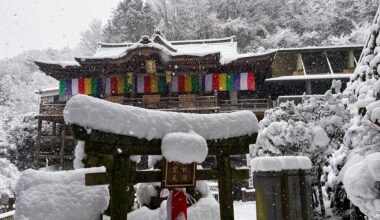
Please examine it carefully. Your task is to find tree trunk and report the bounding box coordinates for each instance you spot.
[317,166,326,217]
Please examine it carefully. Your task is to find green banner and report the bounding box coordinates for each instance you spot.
[124,78,132,93]
[158,76,166,93]
[91,78,98,95]
[227,73,234,92]
[59,79,66,95]
[191,75,199,92]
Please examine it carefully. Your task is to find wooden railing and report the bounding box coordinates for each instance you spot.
[123,95,217,109]
[0,211,14,220]
[39,96,271,115]
[218,98,271,111]
[39,103,66,115]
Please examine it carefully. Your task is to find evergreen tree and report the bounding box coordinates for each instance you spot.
[103,0,157,43]
[78,19,103,56]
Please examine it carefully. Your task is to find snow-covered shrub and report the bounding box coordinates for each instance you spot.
[1,113,37,170]
[251,83,351,216]
[252,87,349,166]
[0,158,20,197]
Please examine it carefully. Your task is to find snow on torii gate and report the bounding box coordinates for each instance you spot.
[65,95,258,220]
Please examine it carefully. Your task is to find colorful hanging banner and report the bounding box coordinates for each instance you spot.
[158,76,165,93]
[219,73,227,91]
[171,75,178,93]
[66,79,72,96]
[59,79,66,95]
[59,77,103,96]
[191,75,199,92]
[78,78,85,94]
[137,76,144,93]
[151,75,158,93]
[226,73,234,92]
[72,78,78,95]
[57,71,256,97]
[205,74,212,92]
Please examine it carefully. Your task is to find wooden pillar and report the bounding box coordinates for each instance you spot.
[33,118,43,168]
[348,50,356,69]
[111,155,134,220]
[217,155,234,220]
[52,122,56,136]
[305,80,312,95]
[59,123,66,170]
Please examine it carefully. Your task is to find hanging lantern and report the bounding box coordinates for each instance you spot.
[146,60,157,74]
[166,71,172,84]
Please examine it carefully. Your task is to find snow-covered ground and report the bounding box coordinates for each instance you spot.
[233,201,257,220]
[101,201,257,220]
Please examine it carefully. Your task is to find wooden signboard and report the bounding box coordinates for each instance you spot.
[162,160,196,188]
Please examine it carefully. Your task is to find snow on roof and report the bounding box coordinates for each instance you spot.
[173,37,238,59]
[250,156,312,172]
[80,35,260,64]
[266,74,353,82]
[170,36,235,45]
[276,44,363,52]
[35,87,59,97]
[35,60,80,68]
[91,46,129,59]
[63,95,258,140]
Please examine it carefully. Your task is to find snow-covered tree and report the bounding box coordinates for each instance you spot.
[0,158,20,197]
[323,6,380,219]
[78,19,103,56]
[103,0,157,43]
[251,82,351,216]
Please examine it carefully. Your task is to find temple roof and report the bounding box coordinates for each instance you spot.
[34,31,276,78]
[78,34,240,62]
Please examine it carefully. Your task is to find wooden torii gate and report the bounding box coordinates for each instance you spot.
[71,124,257,220]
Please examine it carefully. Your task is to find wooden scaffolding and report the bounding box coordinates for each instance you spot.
[34,103,76,170]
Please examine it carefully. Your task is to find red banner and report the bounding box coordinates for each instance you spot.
[144,76,151,93]
[178,75,185,93]
[247,72,255,91]
[78,78,85,94]
[111,77,118,94]
[212,74,219,91]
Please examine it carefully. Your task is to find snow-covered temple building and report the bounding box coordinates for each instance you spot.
[33,30,363,168]
[33,31,275,169]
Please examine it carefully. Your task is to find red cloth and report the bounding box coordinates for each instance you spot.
[171,190,187,220]
[144,76,151,93]
[78,78,85,94]
[178,75,185,93]
[111,77,118,94]
[212,74,219,91]
[247,71,255,91]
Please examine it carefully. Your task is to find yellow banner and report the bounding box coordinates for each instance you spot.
[84,78,92,94]
[151,75,158,93]
[185,74,192,92]
[219,73,227,91]
[117,77,124,94]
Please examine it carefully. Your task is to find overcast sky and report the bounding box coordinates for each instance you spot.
[0,0,122,58]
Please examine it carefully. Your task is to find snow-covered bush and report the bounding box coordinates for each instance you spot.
[1,113,37,170]
[251,82,351,216]
[0,158,20,198]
